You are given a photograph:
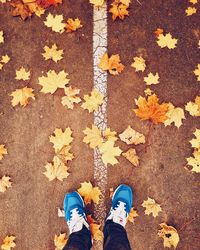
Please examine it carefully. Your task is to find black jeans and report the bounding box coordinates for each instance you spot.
[63,220,131,250]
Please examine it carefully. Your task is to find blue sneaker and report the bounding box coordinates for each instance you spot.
[63,191,89,234]
[106,184,133,227]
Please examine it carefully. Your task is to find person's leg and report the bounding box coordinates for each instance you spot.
[63,191,92,250]
[103,184,133,250]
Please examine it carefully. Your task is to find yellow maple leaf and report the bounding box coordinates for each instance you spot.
[103,128,118,142]
[81,89,104,112]
[99,140,122,166]
[15,66,30,80]
[120,0,131,5]
[66,18,83,33]
[49,128,73,152]
[127,207,139,223]
[189,0,198,4]
[10,87,35,107]
[109,2,129,21]
[142,197,162,217]
[194,64,200,81]
[1,235,16,250]
[131,56,146,72]
[1,55,10,64]
[0,144,7,160]
[187,150,200,173]
[54,233,67,250]
[164,103,185,128]
[98,53,124,75]
[189,129,200,151]
[61,86,81,109]
[0,30,4,43]
[0,176,12,193]
[122,148,139,167]
[144,88,153,96]
[157,33,178,49]
[87,215,103,241]
[119,125,145,145]
[158,223,180,249]
[89,0,104,7]
[38,70,69,94]
[27,2,45,17]
[185,96,200,116]
[43,156,69,181]
[57,145,74,162]
[144,72,159,85]
[83,125,103,149]
[44,13,65,33]
[185,6,197,16]
[133,94,169,124]
[78,181,102,204]
[42,44,63,63]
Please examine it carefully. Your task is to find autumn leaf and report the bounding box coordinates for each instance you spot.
[109,1,129,21]
[142,197,162,217]
[127,207,139,223]
[103,128,118,143]
[87,215,103,241]
[0,144,7,160]
[0,31,4,44]
[122,148,139,167]
[144,72,159,85]
[1,55,10,64]
[164,103,185,128]
[189,0,198,3]
[187,150,200,173]
[98,53,124,75]
[133,94,169,124]
[42,44,63,62]
[81,89,104,112]
[54,233,67,250]
[119,125,145,145]
[43,156,69,181]
[89,0,104,7]
[0,176,12,193]
[61,86,81,109]
[1,235,16,250]
[158,223,180,249]
[49,128,73,152]
[154,28,163,38]
[99,140,122,166]
[36,0,62,8]
[185,96,200,116]
[10,0,32,20]
[10,87,35,107]
[185,6,197,16]
[78,181,102,204]
[66,18,83,33]
[57,145,74,162]
[24,0,45,17]
[144,88,153,96]
[194,64,200,81]
[44,13,65,33]
[131,56,146,72]
[83,125,103,149]
[38,70,69,94]
[157,33,178,49]
[15,67,30,81]
[189,129,200,151]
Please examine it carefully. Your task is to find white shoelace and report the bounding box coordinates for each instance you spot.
[67,208,89,234]
[107,201,128,227]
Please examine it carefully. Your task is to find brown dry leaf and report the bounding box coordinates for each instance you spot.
[0,176,12,193]
[109,2,129,21]
[127,207,139,223]
[185,96,200,116]
[87,215,103,241]
[1,235,16,250]
[54,233,67,250]
[66,18,83,33]
[122,148,139,167]
[61,86,81,109]
[83,125,103,149]
[81,89,104,112]
[185,6,197,16]
[194,64,200,81]
[15,67,30,81]
[0,144,7,160]
[142,197,162,217]
[119,125,145,145]
[43,156,69,181]
[133,94,169,124]
[164,103,185,128]
[78,181,102,205]
[158,223,180,249]
[10,87,35,107]
[157,33,178,49]
[99,141,122,166]
[98,53,124,75]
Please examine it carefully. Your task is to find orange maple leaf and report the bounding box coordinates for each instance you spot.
[36,0,62,8]
[99,53,124,75]
[133,94,169,124]
[154,28,164,38]
[109,2,129,21]
[87,215,103,241]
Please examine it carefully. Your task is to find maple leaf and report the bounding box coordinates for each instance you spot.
[25,1,45,17]
[187,150,200,173]
[109,2,129,21]
[57,145,74,162]
[185,6,197,16]
[158,223,180,249]
[194,64,200,81]
[42,44,63,63]
[144,88,153,96]
[1,55,10,64]
[164,103,185,128]
[144,72,159,85]
[78,181,102,204]
[89,0,104,7]
[0,31,4,44]
[10,87,35,107]
[157,33,178,49]
[15,67,30,81]
[185,96,200,116]
[43,156,69,181]
[49,128,73,152]
[103,128,118,142]
[81,89,104,112]
[83,125,103,149]
[122,148,139,167]
[133,94,169,124]
[0,144,7,160]
[44,13,65,33]
[0,176,12,193]
[131,56,146,72]
[10,0,32,20]
[38,70,69,94]
[66,18,83,33]
[98,53,124,75]
[154,28,164,38]
[189,0,198,3]
[87,215,103,241]
[36,0,62,8]
[99,141,122,166]
[54,233,67,250]
[189,129,200,151]
[61,86,81,109]
[127,207,139,223]
[1,235,16,250]
[142,197,162,217]
[119,125,145,145]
